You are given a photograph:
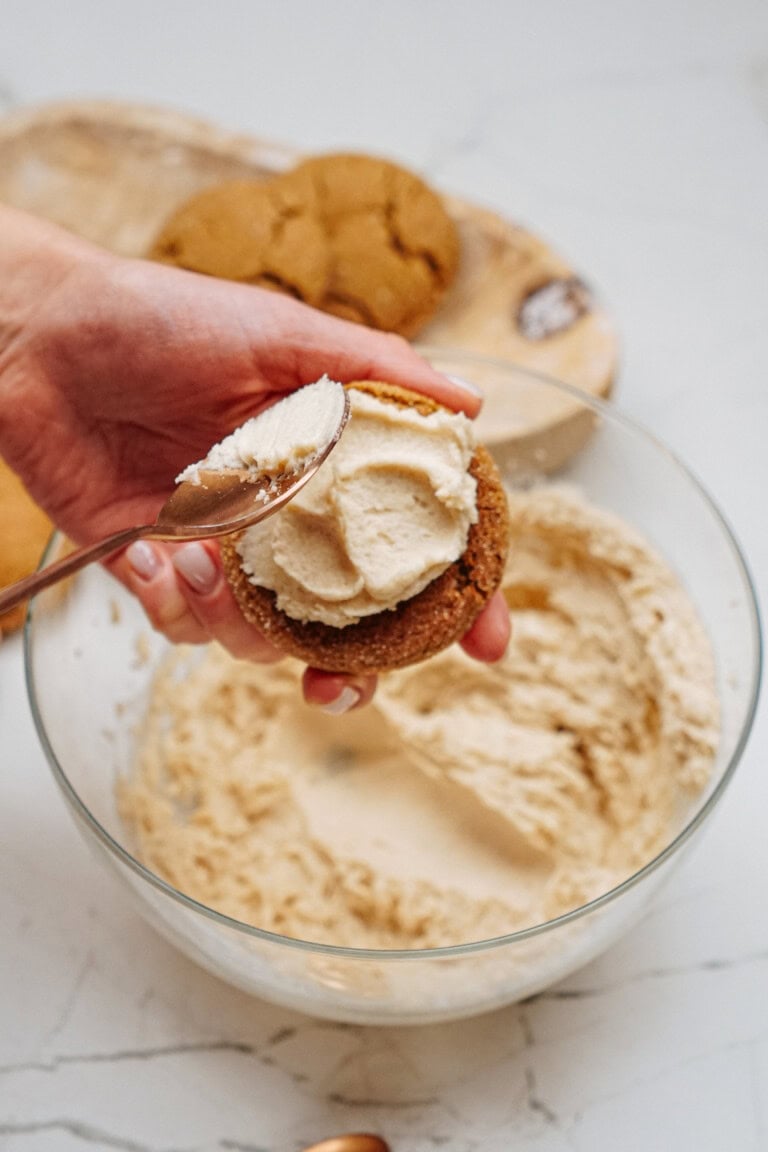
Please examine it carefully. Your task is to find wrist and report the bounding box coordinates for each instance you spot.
[0,204,109,365]
[0,205,113,466]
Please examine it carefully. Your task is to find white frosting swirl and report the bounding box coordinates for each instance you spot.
[237,389,478,627]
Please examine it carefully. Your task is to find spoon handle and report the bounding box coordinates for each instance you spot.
[0,525,146,615]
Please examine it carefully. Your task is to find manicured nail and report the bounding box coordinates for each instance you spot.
[320,686,361,715]
[126,540,161,582]
[446,372,484,399]
[172,543,219,596]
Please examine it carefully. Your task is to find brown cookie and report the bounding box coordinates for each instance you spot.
[220,381,509,674]
[270,153,460,336]
[148,179,330,304]
[0,457,52,635]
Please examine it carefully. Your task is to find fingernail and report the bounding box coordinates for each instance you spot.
[320,686,361,715]
[126,540,161,582]
[172,543,219,596]
[446,372,484,399]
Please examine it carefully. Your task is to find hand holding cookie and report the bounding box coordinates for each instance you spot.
[221,381,509,674]
[0,203,509,706]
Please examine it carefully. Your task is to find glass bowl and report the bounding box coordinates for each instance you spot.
[24,351,761,1026]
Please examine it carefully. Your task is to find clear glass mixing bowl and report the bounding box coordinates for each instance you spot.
[24,351,761,1025]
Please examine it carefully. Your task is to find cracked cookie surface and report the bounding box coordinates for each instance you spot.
[147,178,329,304]
[272,153,460,335]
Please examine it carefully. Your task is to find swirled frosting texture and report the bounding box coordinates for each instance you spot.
[236,389,478,627]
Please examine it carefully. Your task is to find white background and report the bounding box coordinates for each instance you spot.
[1,1,767,1149]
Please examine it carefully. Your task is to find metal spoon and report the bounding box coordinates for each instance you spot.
[300,1137,390,1152]
[0,391,350,616]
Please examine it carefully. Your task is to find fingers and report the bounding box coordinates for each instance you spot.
[271,298,484,417]
[170,541,283,662]
[117,539,377,713]
[115,539,282,659]
[352,333,484,416]
[459,591,511,663]
[302,667,378,714]
[326,326,484,417]
[115,540,210,645]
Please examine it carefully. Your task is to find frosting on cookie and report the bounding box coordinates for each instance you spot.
[237,389,478,627]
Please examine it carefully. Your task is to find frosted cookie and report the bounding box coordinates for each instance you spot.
[148,179,330,304]
[0,457,52,634]
[220,381,509,674]
[271,153,460,336]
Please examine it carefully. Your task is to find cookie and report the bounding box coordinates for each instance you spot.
[148,178,330,304]
[271,153,460,336]
[220,382,509,674]
[0,457,52,635]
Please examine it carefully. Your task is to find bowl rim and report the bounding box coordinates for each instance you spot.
[24,350,763,961]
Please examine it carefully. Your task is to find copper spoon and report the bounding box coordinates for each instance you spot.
[300,1137,390,1152]
[0,391,350,616]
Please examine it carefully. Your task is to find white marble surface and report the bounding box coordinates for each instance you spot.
[1,1,767,1148]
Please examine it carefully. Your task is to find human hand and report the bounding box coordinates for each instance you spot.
[0,208,509,708]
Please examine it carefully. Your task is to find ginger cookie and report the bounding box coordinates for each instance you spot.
[271,153,460,336]
[220,381,509,675]
[270,153,460,336]
[148,179,330,304]
[149,155,460,338]
[0,457,52,635]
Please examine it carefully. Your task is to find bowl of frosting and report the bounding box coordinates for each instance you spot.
[25,349,761,1025]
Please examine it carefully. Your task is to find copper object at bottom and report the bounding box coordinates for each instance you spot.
[301,1136,390,1152]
